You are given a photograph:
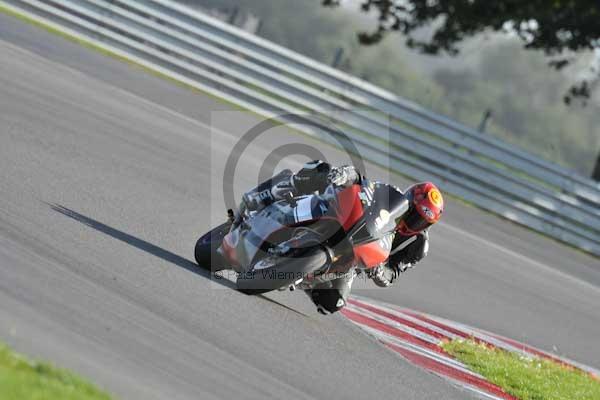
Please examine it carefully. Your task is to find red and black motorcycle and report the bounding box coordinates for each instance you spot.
[195,177,409,294]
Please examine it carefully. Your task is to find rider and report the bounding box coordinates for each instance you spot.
[240,160,444,315]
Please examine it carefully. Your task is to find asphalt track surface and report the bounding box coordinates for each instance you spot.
[0,13,599,400]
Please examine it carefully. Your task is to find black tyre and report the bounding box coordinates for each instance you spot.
[236,247,328,295]
[194,222,231,271]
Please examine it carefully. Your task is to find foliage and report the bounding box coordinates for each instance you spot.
[178,1,600,175]
[431,41,600,173]
[323,0,600,54]
[322,1,600,103]
[0,342,112,400]
[442,339,600,400]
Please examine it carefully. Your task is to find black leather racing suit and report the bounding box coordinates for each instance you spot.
[241,160,429,314]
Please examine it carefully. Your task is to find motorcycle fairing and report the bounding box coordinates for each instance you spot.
[333,184,364,231]
[353,233,395,268]
[348,182,410,268]
[222,179,409,273]
[361,182,409,239]
[222,194,329,268]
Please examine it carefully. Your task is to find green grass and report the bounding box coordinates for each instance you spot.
[442,339,600,400]
[0,342,112,400]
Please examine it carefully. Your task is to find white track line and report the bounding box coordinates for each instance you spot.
[344,296,600,400]
[438,222,600,294]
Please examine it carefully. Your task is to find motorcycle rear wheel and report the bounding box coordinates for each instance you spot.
[194,221,231,272]
[236,247,328,295]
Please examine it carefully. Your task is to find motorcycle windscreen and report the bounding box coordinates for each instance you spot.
[354,182,409,243]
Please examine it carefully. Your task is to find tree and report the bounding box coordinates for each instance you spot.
[322,0,600,103]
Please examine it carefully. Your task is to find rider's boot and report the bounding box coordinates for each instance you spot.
[307,271,356,314]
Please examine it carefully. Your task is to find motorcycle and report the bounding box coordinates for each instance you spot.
[194,173,410,294]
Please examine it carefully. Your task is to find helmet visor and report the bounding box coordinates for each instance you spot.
[400,208,432,233]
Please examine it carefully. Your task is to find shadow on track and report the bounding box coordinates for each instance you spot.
[48,203,237,290]
[49,203,314,316]
[257,294,311,317]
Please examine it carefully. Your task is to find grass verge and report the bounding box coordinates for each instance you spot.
[0,342,112,400]
[442,339,600,400]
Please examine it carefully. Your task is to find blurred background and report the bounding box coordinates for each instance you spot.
[179,0,600,179]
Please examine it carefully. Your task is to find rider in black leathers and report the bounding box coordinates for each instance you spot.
[240,160,437,315]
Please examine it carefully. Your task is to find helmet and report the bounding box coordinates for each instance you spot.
[396,182,444,236]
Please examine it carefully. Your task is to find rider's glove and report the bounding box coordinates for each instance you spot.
[328,166,360,187]
[369,260,413,287]
[396,261,413,273]
[370,263,397,287]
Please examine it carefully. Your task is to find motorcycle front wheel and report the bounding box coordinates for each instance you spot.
[236,246,329,295]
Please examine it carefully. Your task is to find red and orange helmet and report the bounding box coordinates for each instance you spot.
[396,182,444,236]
